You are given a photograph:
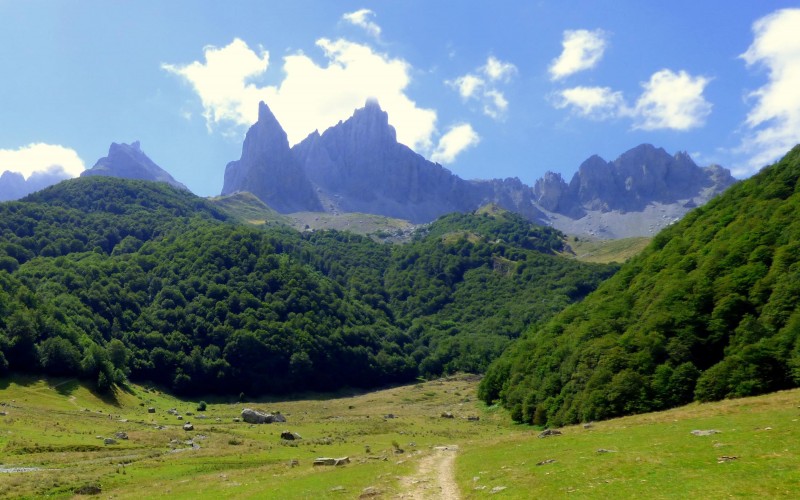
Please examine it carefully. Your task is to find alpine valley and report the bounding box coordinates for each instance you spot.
[2,102,800,499]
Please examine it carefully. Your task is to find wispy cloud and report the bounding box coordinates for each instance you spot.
[549,29,608,80]
[163,37,437,151]
[736,8,800,175]
[0,143,85,179]
[431,123,480,164]
[342,9,382,39]
[447,56,517,120]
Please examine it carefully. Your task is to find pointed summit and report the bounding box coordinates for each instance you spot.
[221,102,322,212]
[80,141,188,191]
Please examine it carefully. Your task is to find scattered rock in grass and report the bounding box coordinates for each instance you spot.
[183,423,194,431]
[313,457,350,466]
[147,407,155,413]
[718,456,739,463]
[104,438,117,445]
[583,423,594,429]
[691,429,721,436]
[384,413,396,419]
[114,432,128,440]
[359,486,380,497]
[467,415,480,421]
[441,411,454,419]
[597,449,616,453]
[289,459,299,467]
[330,485,345,492]
[491,486,508,493]
[281,431,302,440]
[176,415,183,420]
[74,484,102,495]
[538,429,562,438]
[536,459,556,465]
[241,408,286,424]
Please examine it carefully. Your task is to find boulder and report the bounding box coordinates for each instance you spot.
[104,438,117,445]
[241,408,286,424]
[114,432,128,440]
[183,423,194,431]
[691,429,721,436]
[281,431,301,440]
[313,457,350,466]
[538,429,562,438]
[147,407,155,413]
[440,411,454,419]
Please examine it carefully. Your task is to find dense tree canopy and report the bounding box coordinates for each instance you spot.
[0,177,614,395]
[480,146,800,426]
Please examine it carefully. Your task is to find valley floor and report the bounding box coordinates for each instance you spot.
[0,375,798,498]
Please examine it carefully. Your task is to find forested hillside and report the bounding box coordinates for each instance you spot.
[480,146,800,426]
[0,177,614,395]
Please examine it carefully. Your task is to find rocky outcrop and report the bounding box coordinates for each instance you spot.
[535,144,736,217]
[81,141,188,191]
[222,102,322,213]
[240,408,286,424]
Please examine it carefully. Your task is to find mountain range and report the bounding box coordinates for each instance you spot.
[223,100,736,237]
[0,101,736,238]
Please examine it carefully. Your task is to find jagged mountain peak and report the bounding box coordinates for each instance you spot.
[80,141,188,191]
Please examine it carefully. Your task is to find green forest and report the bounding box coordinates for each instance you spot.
[480,146,800,426]
[0,177,614,396]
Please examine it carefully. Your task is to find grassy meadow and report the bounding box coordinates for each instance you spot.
[0,374,798,498]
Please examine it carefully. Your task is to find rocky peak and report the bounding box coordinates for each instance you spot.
[221,101,322,213]
[81,141,188,191]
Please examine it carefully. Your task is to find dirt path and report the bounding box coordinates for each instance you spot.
[396,445,460,499]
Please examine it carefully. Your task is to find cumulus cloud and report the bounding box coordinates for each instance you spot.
[163,37,437,151]
[553,70,711,131]
[553,86,624,120]
[431,123,480,164]
[737,8,800,174]
[162,38,270,132]
[342,9,381,39]
[0,143,85,179]
[630,69,712,130]
[447,56,517,119]
[549,29,608,80]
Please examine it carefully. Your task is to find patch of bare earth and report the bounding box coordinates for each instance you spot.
[396,445,460,499]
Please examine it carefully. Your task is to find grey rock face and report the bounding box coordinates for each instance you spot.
[81,141,188,191]
[222,102,322,213]
[536,144,736,217]
[223,101,735,237]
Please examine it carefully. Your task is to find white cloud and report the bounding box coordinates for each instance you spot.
[447,56,517,120]
[163,38,437,152]
[483,56,517,82]
[342,9,381,39]
[452,74,484,99]
[162,38,270,132]
[553,70,711,131]
[431,123,480,164]
[737,8,800,174]
[553,86,624,120]
[0,143,85,179]
[630,69,712,131]
[549,29,608,80]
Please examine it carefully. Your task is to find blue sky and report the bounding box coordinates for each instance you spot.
[1,1,799,196]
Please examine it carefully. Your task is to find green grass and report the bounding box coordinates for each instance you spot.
[565,235,651,263]
[1,375,798,498]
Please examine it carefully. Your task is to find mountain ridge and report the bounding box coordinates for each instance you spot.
[223,100,735,236]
